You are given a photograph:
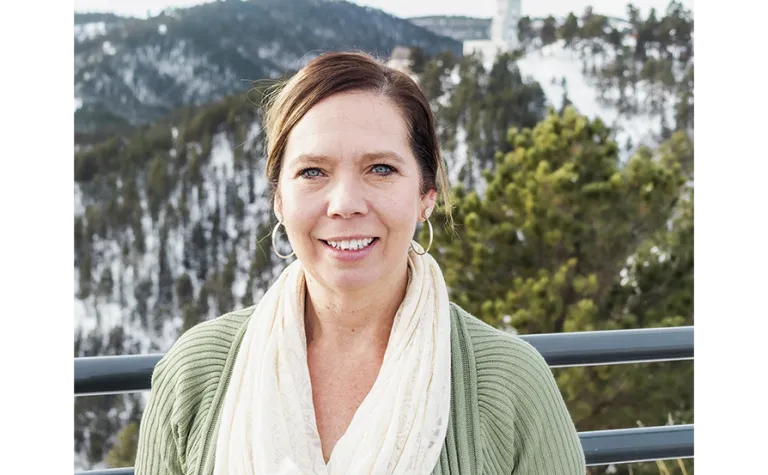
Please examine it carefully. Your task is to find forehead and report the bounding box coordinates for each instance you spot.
[283,91,412,164]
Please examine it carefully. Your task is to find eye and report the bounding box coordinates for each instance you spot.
[298,167,324,179]
[371,164,396,175]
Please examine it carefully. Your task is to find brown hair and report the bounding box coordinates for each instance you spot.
[261,51,453,227]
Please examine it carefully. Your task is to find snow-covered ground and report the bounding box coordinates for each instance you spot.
[74,96,83,112]
[74,118,274,357]
[517,39,675,160]
[75,21,107,43]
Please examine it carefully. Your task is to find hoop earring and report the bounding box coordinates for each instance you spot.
[411,216,433,256]
[271,221,295,259]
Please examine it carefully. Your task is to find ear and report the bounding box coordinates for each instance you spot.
[273,192,283,222]
[420,189,437,221]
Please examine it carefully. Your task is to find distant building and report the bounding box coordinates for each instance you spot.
[462,0,522,62]
[490,0,521,49]
[387,46,412,73]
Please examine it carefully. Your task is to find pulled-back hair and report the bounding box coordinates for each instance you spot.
[261,51,453,227]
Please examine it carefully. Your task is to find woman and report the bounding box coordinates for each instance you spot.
[135,51,585,475]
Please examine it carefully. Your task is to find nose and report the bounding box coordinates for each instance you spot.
[326,173,368,219]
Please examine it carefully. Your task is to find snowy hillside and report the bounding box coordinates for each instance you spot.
[73,0,461,133]
[517,38,696,159]
[75,121,274,352]
[517,39,676,159]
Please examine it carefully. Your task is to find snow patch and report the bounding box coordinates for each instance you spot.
[516,39,674,160]
[75,22,107,42]
[102,41,116,55]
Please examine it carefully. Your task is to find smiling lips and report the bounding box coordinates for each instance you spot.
[324,237,376,251]
[320,237,379,260]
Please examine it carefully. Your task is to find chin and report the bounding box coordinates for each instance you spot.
[316,267,383,293]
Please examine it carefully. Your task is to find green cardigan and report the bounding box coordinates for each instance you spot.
[135,303,586,474]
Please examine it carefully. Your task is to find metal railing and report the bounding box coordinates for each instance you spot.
[74,325,694,471]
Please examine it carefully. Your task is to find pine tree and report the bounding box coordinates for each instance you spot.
[421,109,693,475]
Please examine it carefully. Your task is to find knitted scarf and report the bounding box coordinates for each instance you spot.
[212,241,452,475]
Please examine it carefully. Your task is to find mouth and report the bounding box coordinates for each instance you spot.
[321,237,378,252]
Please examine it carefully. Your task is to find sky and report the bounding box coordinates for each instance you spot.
[74,0,693,20]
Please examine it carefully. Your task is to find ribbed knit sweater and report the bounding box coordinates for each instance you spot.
[134,302,585,475]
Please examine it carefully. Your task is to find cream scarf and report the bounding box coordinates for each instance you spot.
[212,241,452,475]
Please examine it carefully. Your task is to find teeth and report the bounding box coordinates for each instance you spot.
[327,237,374,250]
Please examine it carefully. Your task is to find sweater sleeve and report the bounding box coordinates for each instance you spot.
[133,309,252,475]
[507,339,586,475]
[134,350,185,475]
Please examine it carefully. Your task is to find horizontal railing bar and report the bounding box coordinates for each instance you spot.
[525,325,693,368]
[581,423,694,466]
[73,424,693,474]
[75,326,693,396]
[76,354,161,397]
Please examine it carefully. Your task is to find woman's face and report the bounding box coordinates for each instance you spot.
[275,90,436,292]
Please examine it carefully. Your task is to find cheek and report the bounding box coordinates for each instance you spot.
[375,193,419,233]
[277,183,318,237]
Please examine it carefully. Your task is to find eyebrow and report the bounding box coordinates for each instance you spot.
[290,151,406,167]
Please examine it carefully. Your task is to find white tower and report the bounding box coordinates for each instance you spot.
[490,0,521,50]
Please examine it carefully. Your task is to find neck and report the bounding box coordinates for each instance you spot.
[303,262,409,353]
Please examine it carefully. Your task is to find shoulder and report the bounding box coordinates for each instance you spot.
[449,302,558,421]
[137,307,256,472]
[150,306,254,396]
[450,303,585,472]
[450,302,552,389]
